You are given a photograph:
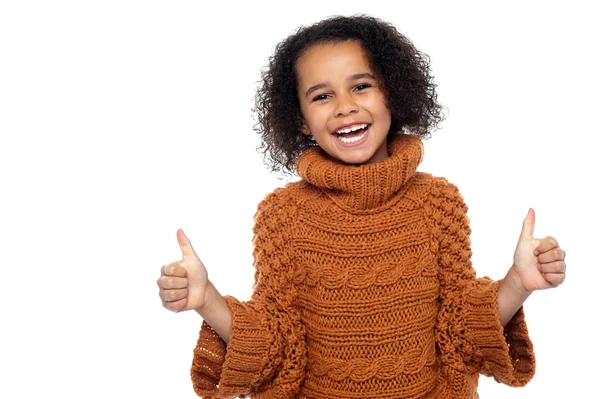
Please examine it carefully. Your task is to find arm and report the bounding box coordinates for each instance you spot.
[194,282,232,343]
[497,268,531,327]
[191,190,308,399]
[424,177,535,386]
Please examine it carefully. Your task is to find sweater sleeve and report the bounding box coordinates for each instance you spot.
[424,177,535,386]
[190,189,308,399]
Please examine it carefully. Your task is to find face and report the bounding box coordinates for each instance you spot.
[296,40,392,165]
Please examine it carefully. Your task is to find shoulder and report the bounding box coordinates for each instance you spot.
[255,183,299,216]
[415,173,471,233]
[254,179,318,216]
[252,183,304,238]
[411,172,458,192]
[402,172,465,208]
[411,173,466,205]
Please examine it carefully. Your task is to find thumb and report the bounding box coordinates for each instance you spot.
[519,208,535,241]
[177,229,200,260]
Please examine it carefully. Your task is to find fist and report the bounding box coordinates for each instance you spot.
[157,229,209,312]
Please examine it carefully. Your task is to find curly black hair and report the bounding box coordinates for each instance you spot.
[253,14,445,176]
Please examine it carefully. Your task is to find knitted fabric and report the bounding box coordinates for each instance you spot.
[191,133,535,399]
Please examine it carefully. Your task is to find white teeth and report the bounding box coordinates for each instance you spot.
[337,131,367,143]
[335,123,368,134]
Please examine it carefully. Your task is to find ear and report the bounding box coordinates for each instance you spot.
[298,114,311,136]
[300,124,311,136]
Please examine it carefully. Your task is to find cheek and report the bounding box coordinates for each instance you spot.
[371,95,391,120]
[298,103,312,128]
[303,105,329,126]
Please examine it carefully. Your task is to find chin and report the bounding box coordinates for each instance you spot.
[338,153,375,165]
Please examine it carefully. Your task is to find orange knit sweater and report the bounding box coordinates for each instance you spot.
[190,133,535,399]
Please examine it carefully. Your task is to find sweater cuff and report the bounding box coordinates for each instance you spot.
[463,279,535,386]
[218,296,278,397]
[191,296,277,398]
[191,320,226,397]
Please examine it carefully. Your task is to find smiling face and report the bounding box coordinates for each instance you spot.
[296,40,392,165]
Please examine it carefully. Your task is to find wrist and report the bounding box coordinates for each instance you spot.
[193,281,232,343]
[504,265,533,298]
[497,266,532,326]
[194,281,223,316]
[194,281,215,314]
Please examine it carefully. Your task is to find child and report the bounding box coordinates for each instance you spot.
[157,14,567,399]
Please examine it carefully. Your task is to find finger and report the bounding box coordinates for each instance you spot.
[177,229,200,261]
[161,262,187,278]
[519,208,535,241]
[538,260,566,274]
[535,236,560,255]
[160,287,188,303]
[537,247,565,263]
[543,272,565,288]
[163,297,187,313]
[157,276,187,289]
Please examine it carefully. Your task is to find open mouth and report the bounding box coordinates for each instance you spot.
[335,124,370,144]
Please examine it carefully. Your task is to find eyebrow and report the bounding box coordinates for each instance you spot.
[304,73,376,98]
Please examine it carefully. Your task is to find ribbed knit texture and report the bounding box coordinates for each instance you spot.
[191,134,535,399]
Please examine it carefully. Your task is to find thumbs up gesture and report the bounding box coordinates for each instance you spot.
[512,208,567,292]
[157,229,210,312]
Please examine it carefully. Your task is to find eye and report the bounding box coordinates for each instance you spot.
[354,83,372,91]
[312,94,330,102]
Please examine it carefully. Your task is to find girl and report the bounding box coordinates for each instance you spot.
[157,14,566,399]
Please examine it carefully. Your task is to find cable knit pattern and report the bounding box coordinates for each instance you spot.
[191,134,535,399]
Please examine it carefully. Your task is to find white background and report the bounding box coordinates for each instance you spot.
[1,1,597,398]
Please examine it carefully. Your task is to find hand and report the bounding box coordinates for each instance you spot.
[157,229,210,312]
[512,208,567,292]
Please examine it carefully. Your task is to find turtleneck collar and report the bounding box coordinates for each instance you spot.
[295,133,424,212]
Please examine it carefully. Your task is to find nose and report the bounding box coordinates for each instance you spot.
[334,93,358,117]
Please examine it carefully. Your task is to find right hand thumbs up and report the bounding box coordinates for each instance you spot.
[157,229,209,313]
